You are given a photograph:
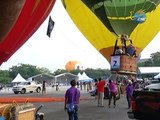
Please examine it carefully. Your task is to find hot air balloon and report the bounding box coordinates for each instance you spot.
[61,0,160,74]
[0,0,56,65]
[65,60,83,71]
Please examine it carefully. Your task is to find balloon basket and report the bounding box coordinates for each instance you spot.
[110,55,137,75]
[0,103,35,120]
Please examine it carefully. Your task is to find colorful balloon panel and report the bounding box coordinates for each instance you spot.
[0,0,25,43]
[0,0,56,65]
[82,0,157,36]
[62,0,160,62]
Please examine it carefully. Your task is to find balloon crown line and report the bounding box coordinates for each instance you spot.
[107,10,146,21]
[90,0,157,21]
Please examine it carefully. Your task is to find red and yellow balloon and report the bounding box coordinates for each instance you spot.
[61,0,160,63]
[0,0,56,65]
[65,60,83,71]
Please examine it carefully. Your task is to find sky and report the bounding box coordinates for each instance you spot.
[0,1,160,72]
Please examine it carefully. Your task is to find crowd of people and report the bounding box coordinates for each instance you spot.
[63,74,151,120]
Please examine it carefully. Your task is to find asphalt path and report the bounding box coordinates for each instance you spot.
[0,87,132,120]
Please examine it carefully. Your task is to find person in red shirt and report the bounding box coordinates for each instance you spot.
[97,78,106,107]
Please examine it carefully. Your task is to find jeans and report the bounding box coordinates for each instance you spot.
[108,92,116,106]
[68,105,78,120]
[127,95,132,108]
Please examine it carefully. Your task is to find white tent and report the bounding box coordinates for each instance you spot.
[12,73,27,83]
[78,72,93,82]
[77,72,82,79]
[154,73,160,79]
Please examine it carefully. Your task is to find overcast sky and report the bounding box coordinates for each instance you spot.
[0,1,160,72]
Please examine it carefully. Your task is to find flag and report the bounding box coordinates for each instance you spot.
[47,16,55,37]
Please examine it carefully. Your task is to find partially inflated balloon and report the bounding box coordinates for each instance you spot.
[62,0,160,63]
[0,0,56,65]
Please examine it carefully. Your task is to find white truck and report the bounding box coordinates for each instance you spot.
[12,81,42,94]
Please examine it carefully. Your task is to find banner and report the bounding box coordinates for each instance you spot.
[47,16,55,37]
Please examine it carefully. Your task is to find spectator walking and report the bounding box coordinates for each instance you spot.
[83,82,86,90]
[108,79,118,108]
[80,82,83,90]
[94,79,98,96]
[97,78,106,107]
[42,80,47,94]
[56,82,59,91]
[64,80,80,120]
[126,80,133,109]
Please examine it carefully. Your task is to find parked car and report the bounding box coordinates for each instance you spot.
[149,79,160,84]
[145,83,160,90]
[12,81,42,94]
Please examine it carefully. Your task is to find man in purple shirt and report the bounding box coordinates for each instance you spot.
[64,80,80,120]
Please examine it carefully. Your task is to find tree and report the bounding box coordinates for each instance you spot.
[9,64,51,79]
[0,70,12,84]
[37,67,51,74]
[137,51,160,78]
[138,51,160,67]
[53,69,67,76]
[150,52,160,66]
[84,68,111,79]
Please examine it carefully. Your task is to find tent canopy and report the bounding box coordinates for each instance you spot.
[12,73,27,83]
[78,72,93,82]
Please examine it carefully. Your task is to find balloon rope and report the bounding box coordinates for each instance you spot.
[140,0,147,12]
[132,26,140,45]
[146,0,160,12]
[112,0,118,17]
[146,2,153,12]
[133,0,137,14]
[124,0,127,16]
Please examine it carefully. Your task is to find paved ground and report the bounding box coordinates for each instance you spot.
[0,86,131,120]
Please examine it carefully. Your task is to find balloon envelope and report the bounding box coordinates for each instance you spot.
[0,0,56,65]
[62,0,160,63]
[65,60,83,71]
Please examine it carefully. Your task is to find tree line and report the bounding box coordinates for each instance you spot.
[0,63,111,84]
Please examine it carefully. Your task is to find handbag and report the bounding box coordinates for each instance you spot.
[67,103,75,113]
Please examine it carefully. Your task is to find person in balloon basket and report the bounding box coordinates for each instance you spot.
[126,43,136,57]
[64,80,80,120]
[115,46,123,55]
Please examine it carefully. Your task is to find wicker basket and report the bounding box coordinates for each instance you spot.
[0,104,12,119]
[16,107,35,120]
[111,55,137,74]
[0,103,35,120]
[12,103,35,120]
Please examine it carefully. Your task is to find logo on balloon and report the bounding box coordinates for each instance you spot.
[134,10,146,24]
